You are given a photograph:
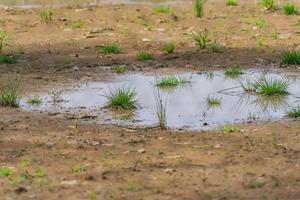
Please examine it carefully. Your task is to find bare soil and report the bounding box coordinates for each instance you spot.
[0,1,300,199]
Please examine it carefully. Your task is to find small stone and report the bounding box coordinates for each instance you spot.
[142,38,151,42]
[138,148,146,154]
[60,180,79,186]
[164,168,176,174]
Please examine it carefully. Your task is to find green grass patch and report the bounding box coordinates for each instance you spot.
[156,75,191,88]
[221,125,240,133]
[190,29,211,49]
[0,54,17,64]
[96,43,121,55]
[27,95,43,106]
[283,3,298,15]
[253,77,289,96]
[153,6,172,14]
[112,65,126,74]
[71,20,84,29]
[227,0,237,6]
[105,87,137,110]
[224,65,243,78]
[194,0,203,18]
[287,106,300,118]
[206,96,222,107]
[40,7,53,23]
[163,42,175,54]
[261,0,276,10]
[282,50,300,65]
[0,30,6,52]
[0,78,20,107]
[136,51,154,61]
[0,167,13,177]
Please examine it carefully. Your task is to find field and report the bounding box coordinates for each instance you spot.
[0,0,300,199]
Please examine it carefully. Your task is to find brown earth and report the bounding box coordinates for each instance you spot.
[0,1,300,199]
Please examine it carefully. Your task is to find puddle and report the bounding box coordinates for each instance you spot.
[21,69,300,130]
[0,0,177,8]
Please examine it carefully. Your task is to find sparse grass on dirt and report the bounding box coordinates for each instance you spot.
[226,0,237,6]
[0,78,20,107]
[190,29,211,49]
[0,54,17,64]
[194,0,203,18]
[105,87,137,110]
[153,6,172,14]
[0,29,6,52]
[163,42,175,54]
[136,51,154,61]
[71,20,84,29]
[283,3,298,15]
[96,43,121,55]
[282,50,300,65]
[40,7,53,23]
[261,0,276,10]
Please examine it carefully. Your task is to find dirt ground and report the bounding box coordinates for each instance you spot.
[0,0,300,199]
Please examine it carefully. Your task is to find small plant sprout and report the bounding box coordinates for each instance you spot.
[194,0,204,18]
[283,3,298,15]
[227,0,237,6]
[0,78,20,107]
[112,65,126,74]
[40,7,53,23]
[105,87,137,110]
[190,29,211,49]
[35,168,46,178]
[27,96,43,106]
[71,165,86,174]
[153,6,172,14]
[156,75,191,88]
[49,91,63,103]
[0,167,13,177]
[282,51,300,65]
[253,77,289,96]
[221,125,240,133]
[154,89,167,130]
[206,96,222,107]
[224,65,243,78]
[271,29,278,39]
[261,0,276,10]
[287,106,300,118]
[0,54,17,64]
[0,29,6,52]
[71,20,84,29]
[136,51,154,61]
[96,43,121,55]
[163,42,175,54]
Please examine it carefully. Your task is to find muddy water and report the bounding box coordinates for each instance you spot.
[21,69,300,130]
[0,0,175,8]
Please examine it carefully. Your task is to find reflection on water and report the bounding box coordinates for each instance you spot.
[0,0,175,8]
[21,69,300,130]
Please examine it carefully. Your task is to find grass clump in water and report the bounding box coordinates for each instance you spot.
[282,51,300,65]
[0,55,17,64]
[27,96,43,106]
[154,89,167,130]
[224,65,243,78]
[105,87,137,110]
[206,96,222,107]
[287,106,300,118]
[153,6,172,14]
[163,42,175,54]
[96,43,121,55]
[261,0,276,10]
[190,29,211,49]
[40,7,53,23]
[194,0,204,18]
[156,75,191,88]
[136,51,154,61]
[283,3,298,15]
[0,30,6,52]
[226,0,237,6]
[253,77,289,96]
[0,78,20,107]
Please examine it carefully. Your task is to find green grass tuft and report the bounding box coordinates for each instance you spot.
[224,65,243,78]
[112,65,126,74]
[206,96,222,107]
[71,20,84,29]
[0,167,13,177]
[136,51,154,61]
[105,87,137,110]
[194,0,203,18]
[0,54,17,64]
[283,3,298,15]
[153,6,172,14]
[190,29,211,49]
[0,78,20,107]
[282,51,300,65]
[227,0,237,6]
[261,0,276,10]
[287,106,300,118]
[96,43,121,55]
[40,7,53,23]
[156,75,190,88]
[163,42,175,54]
[221,125,240,133]
[27,96,43,106]
[253,77,289,96]
[0,30,6,52]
